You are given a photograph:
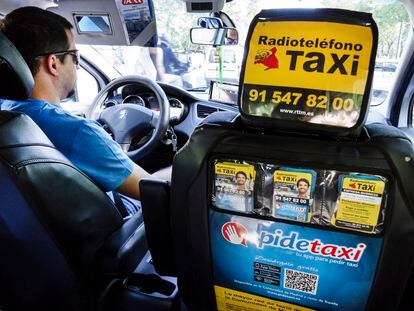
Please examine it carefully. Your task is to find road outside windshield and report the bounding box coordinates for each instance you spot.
[78,0,409,108]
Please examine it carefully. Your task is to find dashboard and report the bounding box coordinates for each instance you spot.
[99,82,239,149]
[121,93,185,122]
[102,81,237,122]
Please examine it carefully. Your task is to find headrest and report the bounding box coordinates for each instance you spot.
[0,31,34,100]
[238,9,378,138]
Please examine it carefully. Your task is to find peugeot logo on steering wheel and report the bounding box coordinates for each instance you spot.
[119,109,127,119]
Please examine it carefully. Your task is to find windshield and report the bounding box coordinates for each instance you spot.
[79,0,409,108]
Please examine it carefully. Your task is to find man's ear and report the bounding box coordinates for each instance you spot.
[45,54,60,77]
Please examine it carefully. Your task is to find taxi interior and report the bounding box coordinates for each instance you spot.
[1,0,414,310]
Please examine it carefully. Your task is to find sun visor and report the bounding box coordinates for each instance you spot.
[238,9,378,137]
[49,0,157,47]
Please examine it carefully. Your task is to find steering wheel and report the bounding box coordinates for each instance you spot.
[87,75,170,161]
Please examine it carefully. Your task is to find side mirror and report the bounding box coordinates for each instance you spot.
[197,17,223,29]
[190,27,238,46]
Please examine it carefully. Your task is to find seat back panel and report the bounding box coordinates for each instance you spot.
[171,124,414,310]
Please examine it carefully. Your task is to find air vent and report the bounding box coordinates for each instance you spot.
[191,2,213,11]
[197,104,221,118]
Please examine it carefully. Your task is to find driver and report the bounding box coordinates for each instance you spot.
[0,7,170,215]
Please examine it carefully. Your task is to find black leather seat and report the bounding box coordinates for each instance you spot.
[0,32,147,310]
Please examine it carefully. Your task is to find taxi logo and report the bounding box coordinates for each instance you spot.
[122,0,144,5]
[254,47,279,70]
[356,183,376,192]
[345,178,381,193]
[277,175,296,182]
[216,166,235,175]
[222,222,248,247]
[258,229,367,262]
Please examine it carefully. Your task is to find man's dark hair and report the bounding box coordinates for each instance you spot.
[236,171,247,179]
[0,6,73,75]
[297,178,310,188]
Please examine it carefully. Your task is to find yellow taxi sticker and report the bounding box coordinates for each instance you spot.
[333,177,385,233]
[215,285,314,311]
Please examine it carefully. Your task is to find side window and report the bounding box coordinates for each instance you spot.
[77,67,99,103]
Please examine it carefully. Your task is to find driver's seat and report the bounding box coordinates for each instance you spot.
[0,33,147,310]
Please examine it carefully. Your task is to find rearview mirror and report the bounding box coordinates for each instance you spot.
[190,27,238,46]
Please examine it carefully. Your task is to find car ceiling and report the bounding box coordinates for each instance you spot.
[0,0,56,15]
[2,0,414,19]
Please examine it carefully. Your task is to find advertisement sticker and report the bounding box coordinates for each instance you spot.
[240,19,375,128]
[210,211,382,310]
[273,168,316,223]
[115,0,156,45]
[333,175,385,233]
[215,285,313,311]
[214,161,256,213]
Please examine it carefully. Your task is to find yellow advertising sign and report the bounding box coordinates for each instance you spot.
[214,285,314,311]
[244,21,373,94]
[240,15,376,128]
[333,177,386,233]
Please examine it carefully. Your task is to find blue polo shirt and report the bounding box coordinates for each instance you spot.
[0,99,134,191]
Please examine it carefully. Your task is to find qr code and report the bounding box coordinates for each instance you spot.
[283,268,318,295]
[297,213,305,222]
